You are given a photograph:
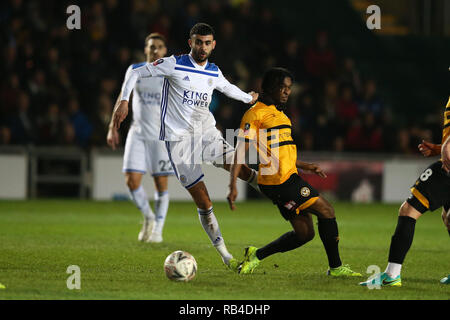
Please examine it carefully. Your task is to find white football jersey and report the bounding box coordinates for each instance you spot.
[121,54,252,141]
[124,63,163,140]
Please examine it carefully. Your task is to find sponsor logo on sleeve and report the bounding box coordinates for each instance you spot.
[153,58,164,66]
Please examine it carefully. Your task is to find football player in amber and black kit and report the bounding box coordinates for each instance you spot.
[228,67,361,277]
[360,97,450,287]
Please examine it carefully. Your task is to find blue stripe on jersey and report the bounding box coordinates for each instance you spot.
[175,55,195,68]
[159,79,169,140]
[132,62,146,69]
[205,62,218,71]
[162,80,169,139]
[159,79,168,140]
[174,66,219,77]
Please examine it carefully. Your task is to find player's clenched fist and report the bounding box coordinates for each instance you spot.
[112,100,129,129]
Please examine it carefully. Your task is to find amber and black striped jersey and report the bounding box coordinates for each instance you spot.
[442,97,450,145]
[238,101,298,185]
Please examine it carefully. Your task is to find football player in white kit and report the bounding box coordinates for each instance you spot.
[107,33,174,243]
[112,23,259,271]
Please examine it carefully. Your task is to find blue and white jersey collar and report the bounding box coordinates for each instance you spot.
[188,53,207,70]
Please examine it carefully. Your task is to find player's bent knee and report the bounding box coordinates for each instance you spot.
[125,175,140,191]
[326,205,335,219]
[292,222,315,243]
[318,204,335,219]
[309,197,335,219]
[187,182,213,210]
[398,201,421,220]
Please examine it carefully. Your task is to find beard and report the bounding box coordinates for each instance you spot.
[192,49,209,62]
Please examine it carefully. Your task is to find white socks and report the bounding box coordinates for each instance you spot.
[153,191,169,234]
[198,207,233,264]
[129,186,155,220]
[385,262,402,278]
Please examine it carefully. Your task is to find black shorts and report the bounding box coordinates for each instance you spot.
[259,173,320,220]
[406,161,450,214]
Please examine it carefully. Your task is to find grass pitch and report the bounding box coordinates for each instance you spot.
[0,200,448,300]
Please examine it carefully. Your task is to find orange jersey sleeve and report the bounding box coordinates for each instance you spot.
[238,107,260,142]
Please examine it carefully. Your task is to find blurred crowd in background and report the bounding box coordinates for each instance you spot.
[0,0,446,154]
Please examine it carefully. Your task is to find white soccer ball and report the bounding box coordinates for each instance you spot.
[164,250,197,282]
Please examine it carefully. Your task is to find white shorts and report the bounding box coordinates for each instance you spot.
[165,126,235,189]
[123,130,175,176]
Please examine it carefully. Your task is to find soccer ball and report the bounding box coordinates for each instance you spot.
[164,250,197,282]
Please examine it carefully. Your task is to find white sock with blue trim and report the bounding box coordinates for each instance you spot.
[153,191,169,234]
[129,186,155,220]
[198,207,233,264]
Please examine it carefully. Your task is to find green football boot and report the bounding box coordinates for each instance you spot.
[359,272,401,287]
[439,274,450,284]
[226,258,240,273]
[327,264,362,277]
[238,246,260,275]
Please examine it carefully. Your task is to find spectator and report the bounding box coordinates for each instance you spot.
[91,93,113,146]
[396,128,414,154]
[304,31,336,81]
[339,57,361,95]
[321,79,339,120]
[0,0,440,156]
[345,118,364,151]
[362,112,383,152]
[8,91,36,145]
[0,126,12,145]
[358,79,384,118]
[0,73,21,117]
[279,37,306,84]
[336,85,358,122]
[27,69,48,113]
[67,98,93,148]
[37,102,65,145]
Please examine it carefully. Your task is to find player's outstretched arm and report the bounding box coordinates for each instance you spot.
[418,140,441,157]
[441,136,450,172]
[296,160,327,178]
[215,71,258,105]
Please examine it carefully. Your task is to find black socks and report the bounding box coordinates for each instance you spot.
[318,218,342,269]
[256,231,309,260]
[256,218,343,269]
[388,216,416,264]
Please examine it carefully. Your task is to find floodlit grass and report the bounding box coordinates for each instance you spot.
[0,200,448,300]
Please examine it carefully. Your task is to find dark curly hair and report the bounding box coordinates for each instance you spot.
[260,67,293,108]
[189,23,215,39]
